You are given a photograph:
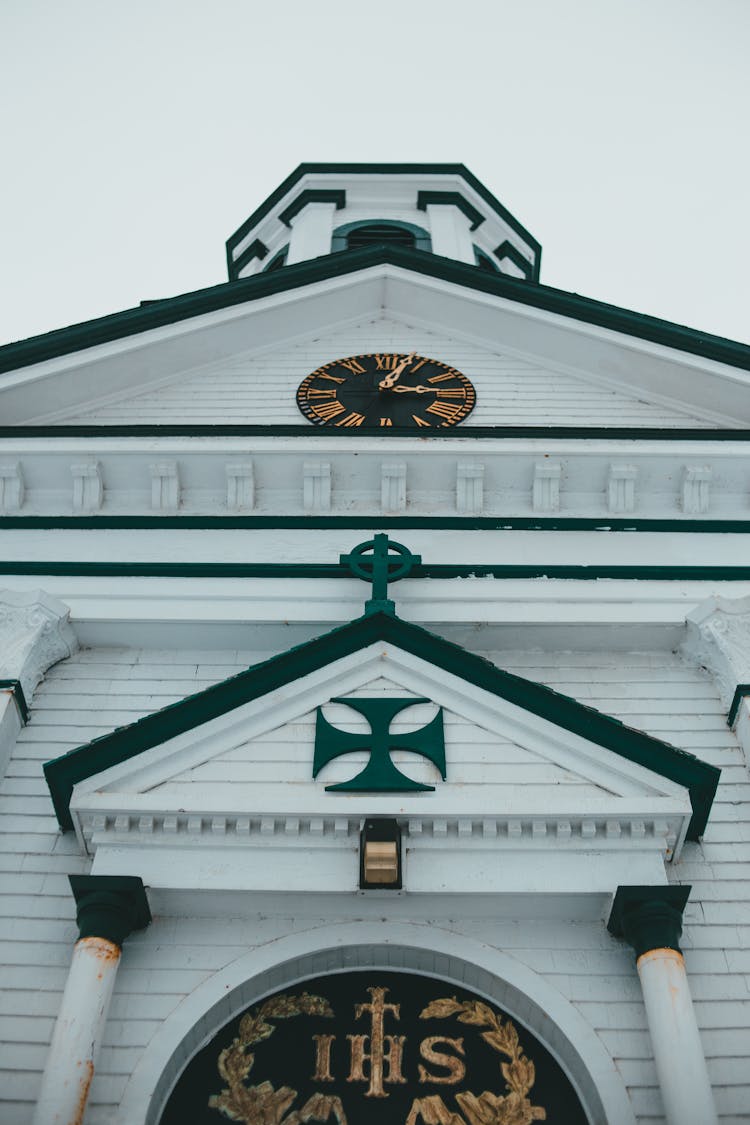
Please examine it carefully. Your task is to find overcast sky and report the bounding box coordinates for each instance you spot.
[2,0,748,348]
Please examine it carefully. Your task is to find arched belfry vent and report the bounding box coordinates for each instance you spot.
[226,163,541,282]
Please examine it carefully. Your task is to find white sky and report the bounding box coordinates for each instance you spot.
[1,0,749,347]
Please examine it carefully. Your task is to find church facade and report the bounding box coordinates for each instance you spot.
[1,164,749,1124]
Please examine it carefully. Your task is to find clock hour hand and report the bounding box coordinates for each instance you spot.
[378,352,416,390]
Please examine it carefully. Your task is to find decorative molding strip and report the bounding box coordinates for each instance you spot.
[456,462,484,515]
[382,462,406,512]
[533,462,561,512]
[303,461,332,512]
[225,462,255,511]
[608,464,638,514]
[0,463,24,512]
[150,461,179,511]
[0,588,78,700]
[682,466,712,514]
[71,461,103,513]
[684,595,750,709]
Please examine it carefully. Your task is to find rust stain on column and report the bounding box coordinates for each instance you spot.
[71,1059,95,1125]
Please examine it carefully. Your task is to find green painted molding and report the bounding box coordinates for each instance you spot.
[69,874,151,946]
[727,684,750,727]
[608,885,691,959]
[6,561,750,580]
[227,238,268,281]
[2,243,750,377]
[2,424,748,439]
[0,678,29,723]
[278,188,346,228]
[416,190,485,231]
[3,515,750,532]
[44,610,719,839]
[494,239,535,281]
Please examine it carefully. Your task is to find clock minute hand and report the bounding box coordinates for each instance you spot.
[378,352,416,390]
[390,384,434,394]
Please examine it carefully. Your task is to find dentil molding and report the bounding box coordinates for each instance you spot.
[0,588,78,700]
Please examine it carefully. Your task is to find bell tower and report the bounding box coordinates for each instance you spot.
[225,162,541,282]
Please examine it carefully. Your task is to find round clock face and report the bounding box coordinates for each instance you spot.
[296,352,476,429]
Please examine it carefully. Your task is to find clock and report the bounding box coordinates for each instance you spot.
[296,352,476,429]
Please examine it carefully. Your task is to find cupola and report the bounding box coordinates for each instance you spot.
[226,163,541,282]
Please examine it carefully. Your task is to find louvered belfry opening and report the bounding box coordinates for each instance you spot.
[346,223,417,251]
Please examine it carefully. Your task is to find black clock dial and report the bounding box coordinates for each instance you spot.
[296,352,476,429]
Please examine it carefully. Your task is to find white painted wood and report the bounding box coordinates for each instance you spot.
[287,202,337,264]
[533,461,561,511]
[303,461,331,511]
[225,461,254,510]
[0,463,24,511]
[381,460,406,512]
[149,462,179,511]
[32,937,122,1125]
[636,949,718,1125]
[426,204,475,263]
[682,466,712,514]
[456,461,484,514]
[608,464,638,513]
[70,461,103,513]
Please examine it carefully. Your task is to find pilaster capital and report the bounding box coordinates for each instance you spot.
[69,875,151,948]
[683,595,750,709]
[608,885,691,960]
[0,589,78,702]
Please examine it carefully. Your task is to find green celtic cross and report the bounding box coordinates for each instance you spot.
[340,534,421,615]
[312,697,446,792]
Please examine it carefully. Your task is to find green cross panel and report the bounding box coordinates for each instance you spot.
[312,697,446,792]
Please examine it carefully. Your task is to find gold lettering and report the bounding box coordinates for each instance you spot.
[312,1034,336,1082]
[436,388,466,399]
[410,357,429,372]
[412,414,431,427]
[313,400,347,421]
[346,987,407,1098]
[338,358,366,375]
[307,388,338,399]
[380,417,393,427]
[336,411,366,427]
[427,372,457,384]
[317,373,346,383]
[375,354,397,370]
[418,1037,465,1085]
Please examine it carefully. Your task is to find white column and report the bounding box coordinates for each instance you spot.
[636,947,718,1125]
[287,202,337,264]
[33,876,150,1125]
[32,937,122,1125]
[426,204,475,263]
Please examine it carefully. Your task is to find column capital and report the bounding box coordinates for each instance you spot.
[608,885,691,960]
[0,588,77,702]
[683,594,750,710]
[70,875,151,948]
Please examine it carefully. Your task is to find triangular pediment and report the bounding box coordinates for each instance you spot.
[47,613,717,849]
[2,252,748,427]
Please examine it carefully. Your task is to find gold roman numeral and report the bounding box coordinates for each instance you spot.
[426,401,461,421]
[338,358,366,375]
[374,354,398,371]
[410,357,428,372]
[307,388,338,399]
[427,372,457,384]
[312,400,347,421]
[436,388,466,399]
[317,373,346,384]
[336,411,366,427]
[380,417,393,426]
[412,415,431,427]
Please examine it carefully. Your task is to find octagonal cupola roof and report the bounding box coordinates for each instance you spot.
[225,163,541,283]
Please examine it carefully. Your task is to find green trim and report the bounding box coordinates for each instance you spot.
[4,515,750,532]
[3,244,749,377]
[69,875,151,945]
[416,190,485,231]
[0,679,29,723]
[6,561,750,580]
[228,238,268,281]
[3,424,749,440]
[608,885,691,959]
[494,240,534,281]
[224,163,541,268]
[278,189,346,228]
[45,610,719,838]
[727,684,750,726]
[262,245,289,273]
[331,218,431,254]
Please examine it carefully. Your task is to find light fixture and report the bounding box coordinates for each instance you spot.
[360,818,402,889]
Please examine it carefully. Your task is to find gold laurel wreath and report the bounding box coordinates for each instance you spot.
[209,992,348,1125]
[408,998,547,1125]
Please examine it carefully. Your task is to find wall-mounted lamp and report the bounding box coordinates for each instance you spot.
[360,818,402,889]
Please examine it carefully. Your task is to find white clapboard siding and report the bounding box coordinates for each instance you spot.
[55,315,716,427]
[1,644,749,1123]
